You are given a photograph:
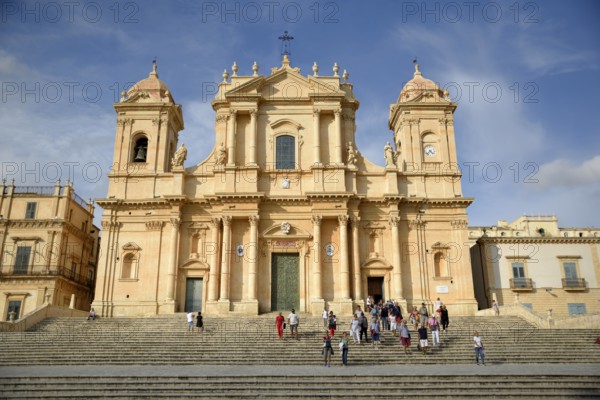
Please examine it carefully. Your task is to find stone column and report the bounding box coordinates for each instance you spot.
[389,216,403,300]
[339,215,350,299]
[247,215,259,300]
[249,109,257,165]
[313,109,321,165]
[226,110,237,166]
[166,217,180,301]
[351,217,362,301]
[312,215,323,299]
[207,217,221,301]
[333,109,342,164]
[219,216,232,300]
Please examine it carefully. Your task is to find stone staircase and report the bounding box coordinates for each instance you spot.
[0,314,598,398]
[0,314,598,366]
[1,374,599,399]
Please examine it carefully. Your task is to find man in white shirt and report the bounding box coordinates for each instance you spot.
[288,309,299,339]
[186,312,194,332]
[473,331,485,365]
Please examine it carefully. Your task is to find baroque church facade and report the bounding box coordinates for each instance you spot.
[93,55,477,317]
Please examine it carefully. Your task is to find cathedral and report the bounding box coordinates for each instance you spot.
[93,55,477,317]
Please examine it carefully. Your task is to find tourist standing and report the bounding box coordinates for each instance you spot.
[434,297,442,313]
[419,303,429,326]
[323,331,333,367]
[359,312,369,344]
[417,323,428,354]
[196,311,204,333]
[186,311,194,332]
[328,311,337,337]
[350,314,360,344]
[380,306,389,331]
[370,317,381,348]
[399,320,411,354]
[288,309,299,339]
[474,331,485,365]
[410,306,419,330]
[339,332,349,367]
[492,300,500,316]
[428,314,440,346]
[276,312,285,339]
[440,305,449,333]
[322,308,328,328]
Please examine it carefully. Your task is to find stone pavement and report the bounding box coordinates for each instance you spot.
[1,363,599,378]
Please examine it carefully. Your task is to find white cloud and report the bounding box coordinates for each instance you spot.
[534,155,600,189]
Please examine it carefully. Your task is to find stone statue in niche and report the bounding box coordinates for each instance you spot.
[347,141,357,167]
[215,142,227,165]
[384,141,396,167]
[171,143,187,167]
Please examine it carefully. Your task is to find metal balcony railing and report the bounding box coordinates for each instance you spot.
[562,278,586,290]
[0,265,93,287]
[510,278,533,290]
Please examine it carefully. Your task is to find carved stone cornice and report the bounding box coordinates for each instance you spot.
[101,221,121,232]
[145,221,164,231]
[451,220,468,230]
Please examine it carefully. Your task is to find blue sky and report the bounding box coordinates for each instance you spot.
[1,0,599,228]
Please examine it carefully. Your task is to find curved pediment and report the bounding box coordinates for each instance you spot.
[180,259,209,270]
[270,118,303,133]
[122,242,142,251]
[261,222,312,239]
[362,256,392,269]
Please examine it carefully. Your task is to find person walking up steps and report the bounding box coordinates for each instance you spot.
[322,308,328,328]
[440,305,449,333]
[276,312,285,339]
[196,311,203,333]
[186,311,194,333]
[288,309,299,339]
[474,331,485,365]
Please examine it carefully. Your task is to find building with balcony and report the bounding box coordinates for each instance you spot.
[470,215,600,317]
[0,181,100,320]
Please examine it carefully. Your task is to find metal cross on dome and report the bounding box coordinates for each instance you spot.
[278,30,294,56]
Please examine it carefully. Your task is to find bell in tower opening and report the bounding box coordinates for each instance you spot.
[134,137,148,162]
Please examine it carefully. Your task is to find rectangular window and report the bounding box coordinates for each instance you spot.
[568,303,586,316]
[563,262,578,280]
[6,300,22,321]
[512,262,526,279]
[275,135,295,170]
[14,246,31,274]
[25,202,37,219]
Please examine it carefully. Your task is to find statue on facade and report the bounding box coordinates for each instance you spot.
[347,141,357,167]
[215,142,227,165]
[384,141,396,167]
[171,143,187,168]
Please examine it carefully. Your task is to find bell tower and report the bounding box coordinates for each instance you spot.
[108,61,184,198]
[388,62,461,198]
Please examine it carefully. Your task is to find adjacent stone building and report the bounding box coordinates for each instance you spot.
[93,57,477,317]
[470,215,600,317]
[0,181,99,319]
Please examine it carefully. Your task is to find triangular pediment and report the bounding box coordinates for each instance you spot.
[261,222,312,239]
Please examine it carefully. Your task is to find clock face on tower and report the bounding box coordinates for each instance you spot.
[424,145,436,157]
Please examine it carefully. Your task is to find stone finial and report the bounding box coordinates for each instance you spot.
[333,62,339,77]
[342,69,349,83]
[120,90,127,102]
[232,61,238,76]
[312,62,319,76]
[252,61,259,76]
[222,69,229,83]
[282,53,291,67]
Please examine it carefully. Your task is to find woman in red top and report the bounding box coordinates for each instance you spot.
[276,312,285,339]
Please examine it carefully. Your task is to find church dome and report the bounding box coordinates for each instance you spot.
[127,61,173,102]
[398,63,444,103]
